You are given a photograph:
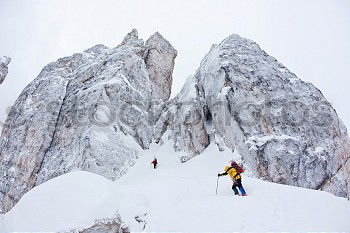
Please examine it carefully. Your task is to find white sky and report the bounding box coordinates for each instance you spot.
[0,0,349,129]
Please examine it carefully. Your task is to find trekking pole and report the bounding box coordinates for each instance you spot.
[216,175,219,195]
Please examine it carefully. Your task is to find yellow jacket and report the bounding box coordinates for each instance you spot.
[224,166,241,180]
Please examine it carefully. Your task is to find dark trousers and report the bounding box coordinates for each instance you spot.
[232,178,246,195]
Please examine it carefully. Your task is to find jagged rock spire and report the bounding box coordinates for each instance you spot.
[0,56,11,84]
[144,32,177,101]
[118,28,145,55]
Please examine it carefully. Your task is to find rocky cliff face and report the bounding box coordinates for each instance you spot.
[0,56,11,84]
[144,32,177,101]
[160,34,350,197]
[0,31,349,214]
[0,30,176,213]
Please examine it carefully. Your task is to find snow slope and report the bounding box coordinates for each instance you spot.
[1,143,350,232]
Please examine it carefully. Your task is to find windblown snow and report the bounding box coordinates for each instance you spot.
[1,143,349,232]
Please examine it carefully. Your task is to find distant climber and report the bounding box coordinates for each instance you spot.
[218,160,247,196]
[151,157,158,169]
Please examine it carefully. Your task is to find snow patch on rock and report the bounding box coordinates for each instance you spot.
[0,56,11,84]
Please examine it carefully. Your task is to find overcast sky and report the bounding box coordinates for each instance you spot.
[0,0,349,129]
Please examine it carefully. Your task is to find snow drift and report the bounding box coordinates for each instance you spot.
[1,144,349,232]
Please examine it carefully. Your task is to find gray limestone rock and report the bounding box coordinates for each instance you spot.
[0,30,176,213]
[144,32,177,101]
[162,34,350,198]
[0,56,11,84]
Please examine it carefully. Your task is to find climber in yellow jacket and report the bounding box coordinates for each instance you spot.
[218,161,247,196]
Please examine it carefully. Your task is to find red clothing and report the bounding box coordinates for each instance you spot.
[151,159,158,168]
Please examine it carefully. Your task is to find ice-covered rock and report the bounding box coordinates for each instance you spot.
[161,34,350,198]
[0,56,11,84]
[154,75,209,158]
[0,30,176,213]
[68,216,129,233]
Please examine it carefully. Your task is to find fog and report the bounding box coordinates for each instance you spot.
[0,0,349,129]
